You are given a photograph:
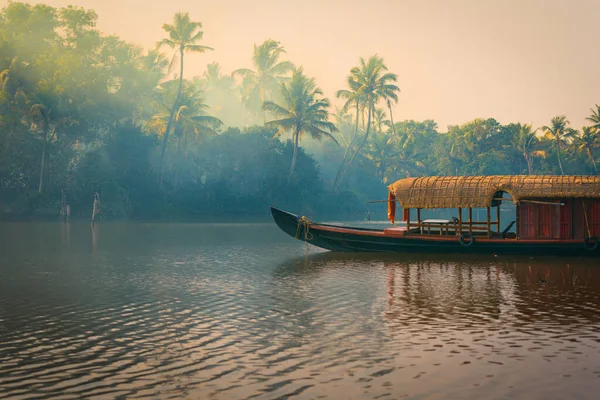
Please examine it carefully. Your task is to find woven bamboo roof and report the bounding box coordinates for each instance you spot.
[388,176,600,209]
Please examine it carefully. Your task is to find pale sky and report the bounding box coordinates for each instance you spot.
[5,0,600,130]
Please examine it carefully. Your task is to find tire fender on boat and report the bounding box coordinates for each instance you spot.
[459,233,475,247]
[584,236,599,251]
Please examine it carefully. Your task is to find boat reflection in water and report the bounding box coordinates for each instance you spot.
[272,252,600,399]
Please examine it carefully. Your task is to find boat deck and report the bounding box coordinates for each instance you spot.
[270,207,600,256]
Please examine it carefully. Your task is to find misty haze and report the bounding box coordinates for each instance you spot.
[1,1,600,399]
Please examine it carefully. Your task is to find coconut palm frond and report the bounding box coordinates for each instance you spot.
[186,44,214,53]
[265,117,296,133]
[262,100,291,117]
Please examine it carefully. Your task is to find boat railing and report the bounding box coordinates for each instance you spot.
[404,219,501,237]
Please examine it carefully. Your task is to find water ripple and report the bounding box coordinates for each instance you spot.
[1,223,600,399]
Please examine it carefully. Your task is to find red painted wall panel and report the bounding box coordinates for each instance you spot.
[519,203,536,238]
[537,204,554,238]
[559,199,572,239]
[588,199,600,237]
[573,199,585,240]
[520,198,600,240]
[519,199,566,239]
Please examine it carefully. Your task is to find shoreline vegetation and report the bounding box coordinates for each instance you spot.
[1,2,599,222]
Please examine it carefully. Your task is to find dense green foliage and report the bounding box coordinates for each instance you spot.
[0,2,598,221]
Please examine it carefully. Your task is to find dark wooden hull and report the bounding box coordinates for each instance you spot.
[270,207,600,257]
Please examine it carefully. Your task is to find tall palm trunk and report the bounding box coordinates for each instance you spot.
[177,47,185,98]
[556,137,565,175]
[335,99,373,189]
[38,127,48,193]
[260,86,266,124]
[175,126,183,190]
[289,126,300,180]
[159,46,186,184]
[587,147,598,173]
[334,100,360,186]
[524,153,533,175]
[361,107,366,131]
[387,100,398,137]
[379,159,386,183]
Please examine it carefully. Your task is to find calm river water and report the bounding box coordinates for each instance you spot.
[1,222,600,399]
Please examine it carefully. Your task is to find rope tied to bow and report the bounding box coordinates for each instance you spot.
[295,216,313,252]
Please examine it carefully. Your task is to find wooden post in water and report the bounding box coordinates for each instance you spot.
[60,189,70,221]
[91,192,99,226]
[60,189,65,220]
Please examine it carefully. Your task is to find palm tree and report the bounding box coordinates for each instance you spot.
[22,86,74,193]
[232,40,294,122]
[587,104,600,131]
[334,55,400,188]
[365,132,394,184]
[335,78,364,178]
[541,116,576,175]
[263,68,338,179]
[387,98,401,138]
[366,130,425,183]
[140,48,169,87]
[200,62,237,115]
[397,120,429,151]
[331,107,354,147]
[511,123,544,175]
[577,126,600,173]
[151,81,222,155]
[130,49,169,124]
[150,81,222,186]
[202,62,232,91]
[28,96,52,194]
[157,12,213,183]
[372,108,390,134]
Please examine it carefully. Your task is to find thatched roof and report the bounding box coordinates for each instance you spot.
[388,176,600,209]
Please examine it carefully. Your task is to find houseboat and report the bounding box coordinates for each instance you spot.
[271,176,600,256]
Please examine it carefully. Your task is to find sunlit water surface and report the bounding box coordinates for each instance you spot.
[1,222,600,399]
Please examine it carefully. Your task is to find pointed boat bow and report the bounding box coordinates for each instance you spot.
[270,206,303,239]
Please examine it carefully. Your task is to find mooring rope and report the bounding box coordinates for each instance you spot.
[295,216,313,252]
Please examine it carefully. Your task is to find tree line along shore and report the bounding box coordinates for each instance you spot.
[1,2,598,221]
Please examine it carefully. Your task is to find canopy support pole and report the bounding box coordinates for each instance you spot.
[497,205,501,235]
[516,203,520,239]
[487,207,491,238]
[570,199,575,239]
[468,208,473,234]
